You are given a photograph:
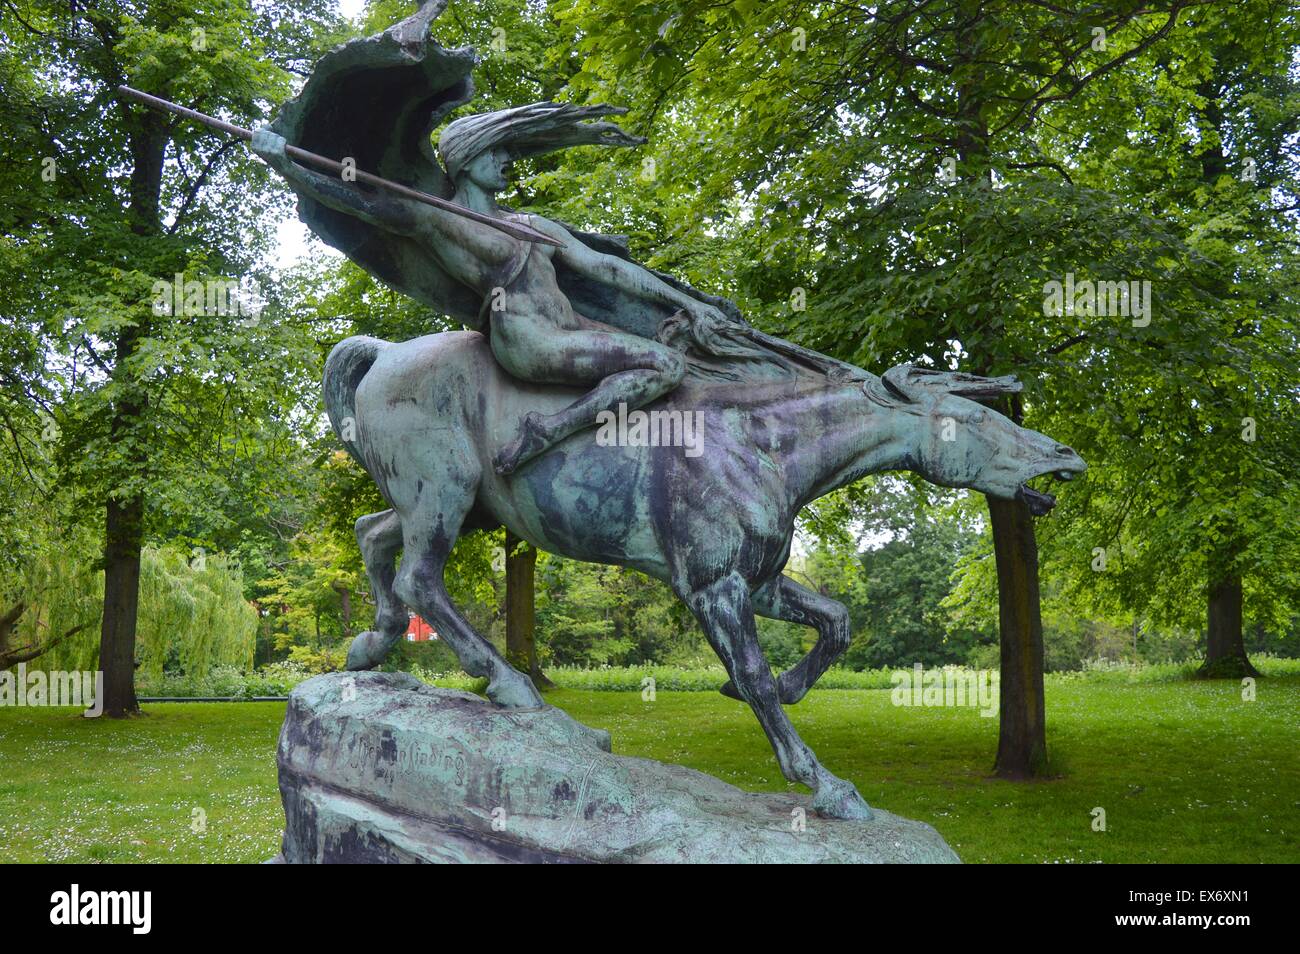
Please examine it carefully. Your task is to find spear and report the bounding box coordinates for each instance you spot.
[116,85,565,248]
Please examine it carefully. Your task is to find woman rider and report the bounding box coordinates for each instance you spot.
[253,101,755,474]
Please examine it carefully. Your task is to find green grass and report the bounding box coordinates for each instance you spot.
[0,703,284,863]
[1,676,1296,863]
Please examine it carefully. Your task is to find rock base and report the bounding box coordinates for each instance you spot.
[273,671,960,864]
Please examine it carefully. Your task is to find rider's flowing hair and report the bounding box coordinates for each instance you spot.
[437,101,645,181]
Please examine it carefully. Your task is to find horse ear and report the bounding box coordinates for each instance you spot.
[942,372,1023,401]
[881,364,916,401]
[881,365,1022,403]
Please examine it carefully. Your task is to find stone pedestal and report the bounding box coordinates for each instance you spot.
[272,671,960,864]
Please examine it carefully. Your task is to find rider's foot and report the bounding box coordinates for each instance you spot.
[494,412,551,475]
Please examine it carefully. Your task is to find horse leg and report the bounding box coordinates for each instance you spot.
[345,509,409,671]
[718,575,851,705]
[684,571,872,820]
[393,509,544,710]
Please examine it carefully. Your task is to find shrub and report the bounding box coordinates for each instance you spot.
[132,654,1300,698]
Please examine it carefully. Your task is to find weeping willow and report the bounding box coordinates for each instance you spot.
[17,540,256,676]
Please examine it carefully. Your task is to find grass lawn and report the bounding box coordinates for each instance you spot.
[1,676,1296,863]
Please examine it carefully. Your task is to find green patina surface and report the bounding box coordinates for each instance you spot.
[274,673,958,862]
[262,0,1087,820]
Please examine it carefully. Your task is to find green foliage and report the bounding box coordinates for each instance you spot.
[535,556,704,666]
[791,479,998,670]
[384,637,462,676]
[16,542,256,677]
[845,503,993,670]
[552,0,1300,660]
[96,652,1300,698]
[257,523,360,655]
[3,0,1296,692]
[0,0,351,705]
[137,660,312,698]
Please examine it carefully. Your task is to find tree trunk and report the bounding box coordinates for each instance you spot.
[1191,76,1257,683]
[0,602,26,662]
[97,348,148,717]
[1198,575,1259,678]
[505,531,552,689]
[949,15,1049,777]
[92,79,166,717]
[94,256,151,719]
[97,495,144,716]
[988,495,1049,778]
[335,583,353,640]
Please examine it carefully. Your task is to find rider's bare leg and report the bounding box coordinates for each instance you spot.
[491,324,687,475]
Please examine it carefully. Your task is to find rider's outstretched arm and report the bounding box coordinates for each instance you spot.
[251,128,422,237]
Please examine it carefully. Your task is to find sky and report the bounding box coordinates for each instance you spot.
[271,212,325,271]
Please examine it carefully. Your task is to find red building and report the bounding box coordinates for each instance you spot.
[405,612,437,642]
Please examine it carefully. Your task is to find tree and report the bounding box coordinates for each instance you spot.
[842,485,993,670]
[553,0,1217,775]
[0,601,93,669]
[504,532,552,688]
[0,0,343,714]
[1026,2,1300,679]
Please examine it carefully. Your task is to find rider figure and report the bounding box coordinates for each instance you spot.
[253,102,747,474]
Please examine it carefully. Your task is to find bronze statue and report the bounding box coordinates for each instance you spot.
[253,102,760,475]
[132,1,1086,820]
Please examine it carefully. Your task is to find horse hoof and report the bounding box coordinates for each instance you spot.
[718,679,744,701]
[812,779,874,821]
[345,631,390,671]
[487,672,545,709]
[543,703,613,752]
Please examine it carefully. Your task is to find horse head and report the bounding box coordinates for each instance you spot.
[877,365,1086,515]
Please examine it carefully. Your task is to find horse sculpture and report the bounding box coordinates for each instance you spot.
[324,330,1086,820]
[215,0,1092,823]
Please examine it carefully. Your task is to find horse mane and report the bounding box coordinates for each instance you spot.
[677,325,898,411]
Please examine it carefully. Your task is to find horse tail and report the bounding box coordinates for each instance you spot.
[323,335,388,466]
